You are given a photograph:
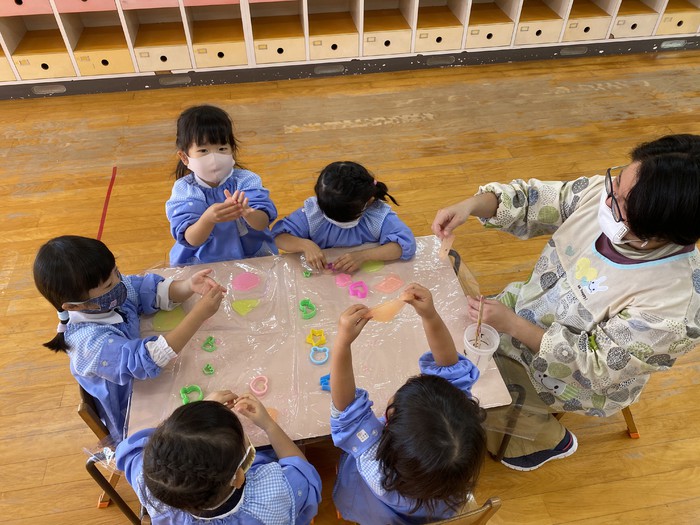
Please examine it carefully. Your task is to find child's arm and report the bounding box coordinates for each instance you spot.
[167,269,225,303]
[234,393,306,460]
[403,283,459,367]
[331,305,371,411]
[275,233,327,271]
[163,287,224,353]
[333,242,402,273]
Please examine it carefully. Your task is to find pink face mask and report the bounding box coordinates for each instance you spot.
[187,152,234,184]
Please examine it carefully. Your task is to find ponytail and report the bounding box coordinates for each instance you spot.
[43,310,70,352]
[174,159,191,180]
[374,179,399,206]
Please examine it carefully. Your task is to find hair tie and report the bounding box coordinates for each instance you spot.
[56,322,67,334]
[57,310,70,322]
[373,179,378,186]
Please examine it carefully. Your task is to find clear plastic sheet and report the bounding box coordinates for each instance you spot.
[128,236,512,446]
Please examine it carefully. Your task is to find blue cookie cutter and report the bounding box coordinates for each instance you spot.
[320,373,331,391]
[309,346,329,365]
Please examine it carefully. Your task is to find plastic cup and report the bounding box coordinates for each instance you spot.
[463,323,499,373]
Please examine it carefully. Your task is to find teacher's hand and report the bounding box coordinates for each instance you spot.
[432,202,470,239]
[466,296,519,335]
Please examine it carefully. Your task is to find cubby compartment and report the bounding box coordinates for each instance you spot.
[250,0,306,64]
[54,0,118,12]
[0,15,76,79]
[184,0,241,5]
[563,0,613,41]
[61,10,134,76]
[655,0,700,35]
[186,4,247,68]
[308,0,360,60]
[123,7,192,71]
[415,0,466,52]
[611,0,662,37]
[0,48,16,81]
[466,0,516,48]
[0,0,53,17]
[515,0,566,44]
[120,0,179,8]
[363,0,413,56]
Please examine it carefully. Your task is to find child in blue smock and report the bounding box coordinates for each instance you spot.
[330,283,487,524]
[116,390,322,525]
[166,105,278,266]
[272,161,416,273]
[33,235,225,444]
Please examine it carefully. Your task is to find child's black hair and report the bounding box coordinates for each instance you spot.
[315,161,398,222]
[174,105,239,179]
[33,235,116,352]
[376,374,487,516]
[142,401,246,514]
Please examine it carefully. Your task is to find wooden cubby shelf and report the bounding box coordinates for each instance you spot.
[0,0,697,91]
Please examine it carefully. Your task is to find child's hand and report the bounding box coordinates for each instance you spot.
[302,240,326,270]
[224,189,253,219]
[402,283,438,319]
[205,389,237,409]
[333,251,366,273]
[189,269,225,295]
[202,190,249,224]
[234,393,274,431]
[191,287,224,320]
[337,304,370,345]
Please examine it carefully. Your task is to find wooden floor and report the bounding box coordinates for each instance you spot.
[1,50,700,524]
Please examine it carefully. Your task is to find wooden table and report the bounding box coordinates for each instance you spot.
[127,236,511,445]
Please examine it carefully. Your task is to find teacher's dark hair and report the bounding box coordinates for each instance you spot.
[626,134,700,245]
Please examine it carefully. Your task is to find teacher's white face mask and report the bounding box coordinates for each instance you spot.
[597,188,629,244]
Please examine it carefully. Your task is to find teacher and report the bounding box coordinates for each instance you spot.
[432,134,700,471]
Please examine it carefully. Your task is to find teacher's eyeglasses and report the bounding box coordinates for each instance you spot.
[605,166,626,223]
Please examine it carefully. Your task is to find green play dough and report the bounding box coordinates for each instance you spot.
[152,305,186,331]
[360,260,384,273]
[232,299,260,316]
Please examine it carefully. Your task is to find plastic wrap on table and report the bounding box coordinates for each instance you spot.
[128,236,512,446]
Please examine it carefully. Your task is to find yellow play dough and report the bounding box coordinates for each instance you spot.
[152,305,186,331]
[231,299,260,316]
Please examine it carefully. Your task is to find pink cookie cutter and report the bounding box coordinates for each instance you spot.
[349,281,368,299]
[249,375,269,396]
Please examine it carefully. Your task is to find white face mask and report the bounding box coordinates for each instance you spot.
[597,188,629,244]
[187,152,234,184]
[324,214,361,229]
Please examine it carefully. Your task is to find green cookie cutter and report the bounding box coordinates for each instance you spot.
[202,363,215,375]
[202,336,217,352]
[180,385,203,405]
[299,298,317,320]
